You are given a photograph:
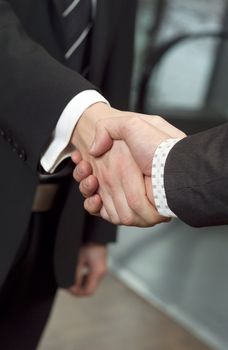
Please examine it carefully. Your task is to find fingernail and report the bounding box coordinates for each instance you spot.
[77,166,83,175]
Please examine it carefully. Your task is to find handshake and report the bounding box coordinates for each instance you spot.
[71,102,186,227]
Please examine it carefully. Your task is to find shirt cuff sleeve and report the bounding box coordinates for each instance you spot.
[40,90,109,173]
[151,138,181,217]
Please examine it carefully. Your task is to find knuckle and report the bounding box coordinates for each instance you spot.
[96,119,105,131]
[108,214,121,225]
[79,182,88,197]
[127,116,140,128]
[120,213,134,226]
[75,166,84,181]
[83,178,92,191]
[127,195,141,212]
[152,115,163,125]
[122,115,138,132]
[130,115,140,124]
[154,114,162,120]
[102,207,120,225]
[73,168,78,181]
[84,199,96,214]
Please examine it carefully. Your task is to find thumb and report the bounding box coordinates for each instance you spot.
[90,117,126,157]
[89,116,162,176]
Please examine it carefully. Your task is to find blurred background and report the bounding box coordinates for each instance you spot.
[39,1,228,349]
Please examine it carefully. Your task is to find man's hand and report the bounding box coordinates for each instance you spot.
[71,104,167,227]
[72,115,186,224]
[89,115,186,175]
[74,139,165,226]
[68,244,108,297]
[71,102,123,161]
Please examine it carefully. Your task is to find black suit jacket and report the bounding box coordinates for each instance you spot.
[0,0,137,287]
[164,123,228,227]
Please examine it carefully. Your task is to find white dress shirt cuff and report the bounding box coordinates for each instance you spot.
[41,90,109,173]
[152,138,181,217]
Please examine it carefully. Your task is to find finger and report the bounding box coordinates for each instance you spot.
[73,160,93,182]
[98,153,154,227]
[97,190,120,225]
[82,267,105,296]
[90,117,126,156]
[68,263,88,296]
[108,183,139,226]
[84,194,103,215]
[120,153,167,227]
[92,157,122,224]
[90,123,114,157]
[118,164,170,227]
[71,150,82,164]
[128,189,167,227]
[100,206,111,222]
[79,175,99,198]
[145,176,154,206]
[90,117,168,177]
[90,115,186,159]
[90,117,128,157]
[93,139,159,226]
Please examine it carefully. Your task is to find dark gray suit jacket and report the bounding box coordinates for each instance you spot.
[164,123,228,227]
[0,0,137,287]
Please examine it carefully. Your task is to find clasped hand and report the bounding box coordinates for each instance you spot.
[71,103,186,227]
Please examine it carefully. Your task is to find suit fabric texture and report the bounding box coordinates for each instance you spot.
[0,0,136,347]
[164,123,228,227]
[0,0,136,290]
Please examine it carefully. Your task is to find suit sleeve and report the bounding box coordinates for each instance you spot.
[164,123,228,227]
[0,0,95,172]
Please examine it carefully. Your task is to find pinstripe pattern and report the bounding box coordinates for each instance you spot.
[62,0,81,18]
[63,0,97,60]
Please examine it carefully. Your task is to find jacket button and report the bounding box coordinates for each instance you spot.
[18,150,27,161]
[12,142,19,151]
[7,136,13,145]
[0,129,6,138]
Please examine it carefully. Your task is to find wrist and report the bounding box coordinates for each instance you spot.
[70,103,106,157]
